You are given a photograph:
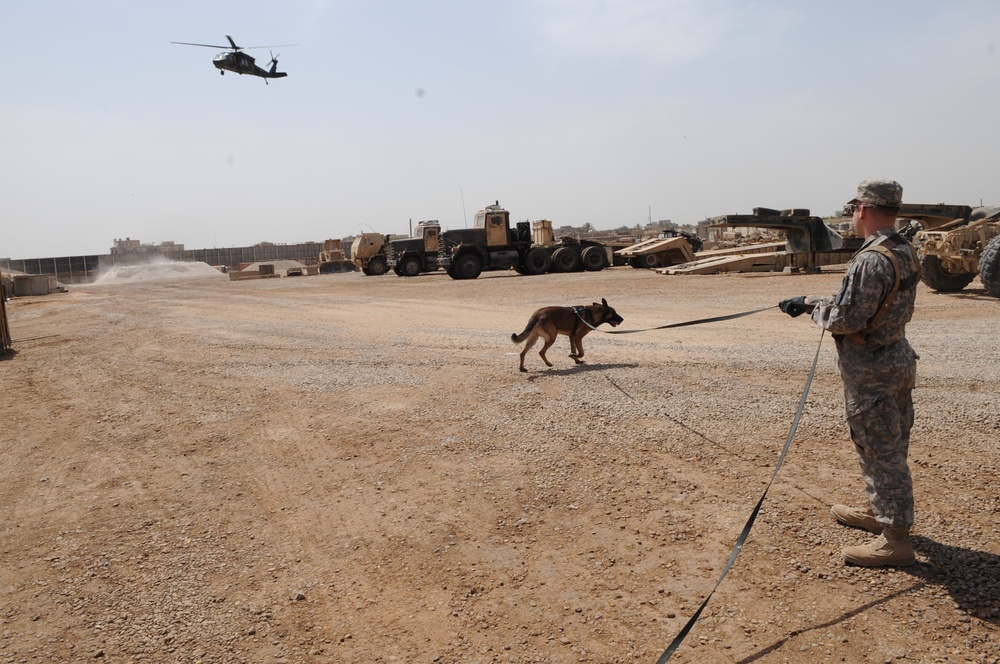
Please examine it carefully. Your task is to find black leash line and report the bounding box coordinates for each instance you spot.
[577,306,776,335]
[604,374,741,458]
[10,334,60,343]
[654,329,826,663]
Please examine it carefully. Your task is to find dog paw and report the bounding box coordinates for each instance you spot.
[519,367,528,373]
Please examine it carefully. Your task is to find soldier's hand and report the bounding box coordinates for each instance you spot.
[778,296,815,318]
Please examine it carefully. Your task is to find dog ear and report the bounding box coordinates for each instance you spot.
[602,298,608,307]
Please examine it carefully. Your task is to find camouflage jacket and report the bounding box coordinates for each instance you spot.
[811,228,920,402]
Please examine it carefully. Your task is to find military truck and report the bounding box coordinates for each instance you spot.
[897,203,1000,297]
[529,219,614,273]
[350,233,390,276]
[436,202,612,280]
[385,221,443,277]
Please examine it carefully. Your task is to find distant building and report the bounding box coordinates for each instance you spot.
[111,238,185,255]
[111,237,141,254]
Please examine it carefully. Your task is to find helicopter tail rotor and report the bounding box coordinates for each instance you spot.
[269,51,280,74]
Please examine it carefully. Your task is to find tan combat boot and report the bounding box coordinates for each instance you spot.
[842,527,915,567]
[831,504,882,534]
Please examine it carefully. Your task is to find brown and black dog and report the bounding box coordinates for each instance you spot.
[511,298,624,372]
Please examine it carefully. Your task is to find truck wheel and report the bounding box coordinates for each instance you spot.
[452,253,483,279]
[632,253,661,269]
[979,235,1000,298]
[551,247,581,272]
[367,256,388,276]
[521,247,551,275]
[920,254,974,292]
[399,256,422,277]
[581,246,607,271]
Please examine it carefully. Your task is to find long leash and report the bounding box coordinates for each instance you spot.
[654,329,826,662]
[575,305,776,334]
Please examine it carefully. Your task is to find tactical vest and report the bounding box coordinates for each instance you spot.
[843,232,922,344]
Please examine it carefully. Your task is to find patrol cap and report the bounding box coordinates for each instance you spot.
[848,179,903,208]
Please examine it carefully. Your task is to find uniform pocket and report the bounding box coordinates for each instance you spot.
[845,392,882,419]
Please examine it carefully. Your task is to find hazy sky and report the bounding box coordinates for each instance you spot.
[3,1,999,258]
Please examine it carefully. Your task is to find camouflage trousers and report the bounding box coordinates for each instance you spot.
[843,373,916,529]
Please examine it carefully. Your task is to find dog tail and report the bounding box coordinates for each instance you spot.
[511,316,538,344]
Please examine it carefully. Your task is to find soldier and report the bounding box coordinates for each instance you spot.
[779,179,921,567]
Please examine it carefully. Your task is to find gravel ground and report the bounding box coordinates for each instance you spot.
[0,266,997,663]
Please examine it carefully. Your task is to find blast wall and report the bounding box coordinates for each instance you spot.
[1,242,324,283]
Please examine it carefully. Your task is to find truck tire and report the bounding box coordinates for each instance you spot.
[920,254,974,292]
[551,247,581,272]
[451,253,483,280]
[367,256,388,276]
[521,247,551,275]
[979,235,1000,298]
[581,246,607,271]
[399,256,422,277]
[629,254,660,269]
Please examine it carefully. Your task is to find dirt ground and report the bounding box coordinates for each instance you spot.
[1,265,997,664]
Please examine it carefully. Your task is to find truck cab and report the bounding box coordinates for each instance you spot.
[350,233,391,275]
[475,203,512,247]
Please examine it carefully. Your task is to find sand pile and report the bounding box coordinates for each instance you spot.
[93,261,226,285]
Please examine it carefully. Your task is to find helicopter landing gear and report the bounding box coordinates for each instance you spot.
[220,70,224,75]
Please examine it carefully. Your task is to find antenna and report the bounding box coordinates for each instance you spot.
[461,187,468,228]
[360,222,377,234]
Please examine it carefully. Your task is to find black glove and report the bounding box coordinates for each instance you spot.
[778,296,815,318]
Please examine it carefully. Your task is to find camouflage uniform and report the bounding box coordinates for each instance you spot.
[811,226,920,529]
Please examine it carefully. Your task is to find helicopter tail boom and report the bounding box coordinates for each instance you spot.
[267,52,287,77]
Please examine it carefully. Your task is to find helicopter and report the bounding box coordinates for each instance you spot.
[171,35,293,83]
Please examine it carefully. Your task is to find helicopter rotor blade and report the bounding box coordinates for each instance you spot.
[171,41,230,49]
[240,43,298,50]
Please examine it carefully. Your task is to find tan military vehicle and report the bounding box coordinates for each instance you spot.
[348,233,390,275]
[318,239,358,274]
[616,228,703,269]
[898,204,1000,297]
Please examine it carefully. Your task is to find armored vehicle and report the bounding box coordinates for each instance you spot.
[350,233,390,276]
[897,204,1000,297]
[617,229,703,269]
[317,239,357,274]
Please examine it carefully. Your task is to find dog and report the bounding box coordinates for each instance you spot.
[511,298,624,372]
